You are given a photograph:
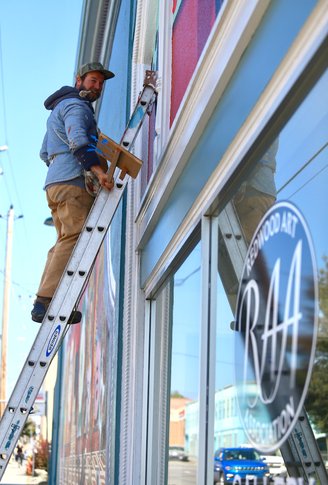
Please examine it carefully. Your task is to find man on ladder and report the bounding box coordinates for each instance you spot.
[31,62,115,324]
[0,69,157,480]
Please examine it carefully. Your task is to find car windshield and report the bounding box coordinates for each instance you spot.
[223,449,261,461]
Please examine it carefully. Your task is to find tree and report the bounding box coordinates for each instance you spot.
[21,419,36,438]
[171,390,185,398]
[305,256,328,433]
[34,439,49,471]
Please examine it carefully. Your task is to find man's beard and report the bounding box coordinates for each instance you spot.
[78,84,101,101]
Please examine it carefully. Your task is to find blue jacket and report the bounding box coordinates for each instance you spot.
[40,86,98,189]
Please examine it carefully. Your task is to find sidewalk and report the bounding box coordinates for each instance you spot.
[0,459,48,485]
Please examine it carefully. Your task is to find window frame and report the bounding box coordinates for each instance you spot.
[139,3,328,484]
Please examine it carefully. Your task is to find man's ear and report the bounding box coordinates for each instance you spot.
[75,75,82,89]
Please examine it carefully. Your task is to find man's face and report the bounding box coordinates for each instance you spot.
[76,71,105,101]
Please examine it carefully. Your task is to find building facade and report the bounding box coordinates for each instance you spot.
[50,0,328,484]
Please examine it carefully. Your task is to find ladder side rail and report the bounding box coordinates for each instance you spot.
[119,86,157,149]
[0,189,112,414]
[218,204,247,277]
[0,180,127,476]
[0,180,127,401]
[280,439,303,480]
[36,181,127,353]
[46,188,110,276]
[288,410,328,483]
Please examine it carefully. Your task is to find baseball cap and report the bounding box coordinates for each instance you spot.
[77,62,115,80]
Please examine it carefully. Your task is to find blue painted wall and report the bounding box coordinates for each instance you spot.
[98,0,135,142]
[49,0,136,483]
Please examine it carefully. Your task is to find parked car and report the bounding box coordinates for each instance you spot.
[169,445,189,461]
[214,447,270,484]
[261,454,287,480]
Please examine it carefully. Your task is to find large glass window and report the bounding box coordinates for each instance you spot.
[167,243,201,485]
[214,67,328,483]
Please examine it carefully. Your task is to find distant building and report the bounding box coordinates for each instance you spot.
[169,397,192,448]
[186,386,247,455]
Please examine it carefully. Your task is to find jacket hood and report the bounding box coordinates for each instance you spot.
[44,86,88,110]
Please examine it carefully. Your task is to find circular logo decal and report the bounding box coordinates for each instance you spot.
[235,201,318,452]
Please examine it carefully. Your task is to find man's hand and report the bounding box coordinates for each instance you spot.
[91,165,114,190]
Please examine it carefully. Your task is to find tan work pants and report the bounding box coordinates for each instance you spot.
[233,191,276,243]
[37,184,94,298]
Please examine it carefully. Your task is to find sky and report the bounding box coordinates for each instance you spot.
[0,0,84,396]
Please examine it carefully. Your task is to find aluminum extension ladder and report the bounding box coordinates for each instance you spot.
[0,70,157,480]
[218,202,328,484]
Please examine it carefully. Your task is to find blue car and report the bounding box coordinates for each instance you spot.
[214,447,270,484]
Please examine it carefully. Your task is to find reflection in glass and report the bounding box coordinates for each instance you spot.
[233,139,278,243]
[167,243,201,485]
[215,68,328,481]
[306,255,328,461]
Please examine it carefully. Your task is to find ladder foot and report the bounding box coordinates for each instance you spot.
[68,310,82,325]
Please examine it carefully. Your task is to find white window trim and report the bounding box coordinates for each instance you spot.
[130,0,158,71]
[144,288,172,485]
[121,2,171,482]
[142,217,218,485]
[136,0,271,247]
[155,0,173,157]
[198,215,218,484]
[131,0,172,189]
[130,0,155,205]
[141,1,328,299]
[140,299,152,485]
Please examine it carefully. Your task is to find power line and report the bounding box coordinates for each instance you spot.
[1,150,25,216]
[0,27,34,261]
[287,162,328,200]
[0,25,25,216]
[277,142,328,196]
[0,25,8,142]
[0,166,14,202]
[0,268,34,296]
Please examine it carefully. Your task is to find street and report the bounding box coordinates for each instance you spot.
[168,458,197,485]
[0,459,47,485]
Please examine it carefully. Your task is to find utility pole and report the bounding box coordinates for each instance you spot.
[0,205,15,416]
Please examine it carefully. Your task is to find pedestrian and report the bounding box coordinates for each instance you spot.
[31,62,115,324]
[16,443,24,466]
